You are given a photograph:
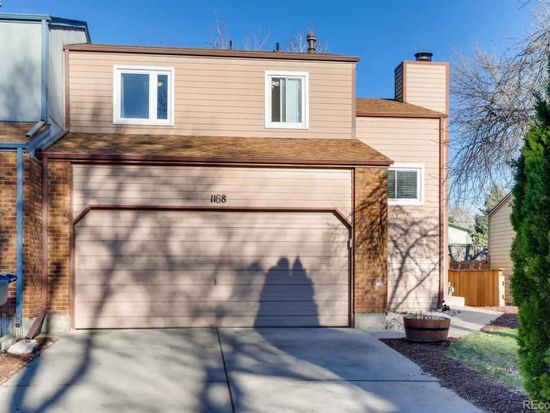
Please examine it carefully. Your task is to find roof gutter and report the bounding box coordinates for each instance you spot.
[26,120,46,139]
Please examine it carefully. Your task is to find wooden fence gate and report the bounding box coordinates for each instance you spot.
[448,269,505,307]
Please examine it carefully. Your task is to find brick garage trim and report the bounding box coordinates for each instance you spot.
[353,167,389,314]
[23,156,43,318]
[46,161,71,315]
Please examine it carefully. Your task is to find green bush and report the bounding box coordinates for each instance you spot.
[510,63,550,404]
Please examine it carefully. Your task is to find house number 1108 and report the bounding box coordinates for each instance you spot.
[210,194,227,203]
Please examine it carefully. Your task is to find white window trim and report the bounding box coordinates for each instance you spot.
[264,70,309,129]
[113,65,175,126]
[388,163,425,206]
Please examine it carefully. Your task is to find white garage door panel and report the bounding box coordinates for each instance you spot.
[75,300,348,317]
[74,284,349,301]
[74,270,349,285]
[75,315,340,329]
[75,210,350,328]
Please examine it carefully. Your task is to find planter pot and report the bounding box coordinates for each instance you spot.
[403,314,450,343]
[0,274,17,306]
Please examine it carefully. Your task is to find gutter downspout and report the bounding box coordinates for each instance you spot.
[41,18,49,122]
[15,147,24,327]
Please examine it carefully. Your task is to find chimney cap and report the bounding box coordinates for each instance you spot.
[414,52,433,62]
[306,32,317,54]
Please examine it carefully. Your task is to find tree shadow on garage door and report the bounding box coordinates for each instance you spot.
[254,257,319,327]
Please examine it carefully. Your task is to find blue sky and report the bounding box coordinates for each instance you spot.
[1,0,534,99]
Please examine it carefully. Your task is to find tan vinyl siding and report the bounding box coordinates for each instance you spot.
[68,51,354,138]
[488,199,514,304]
[72,165,352,219]
[403,62,448,114]
[356,117,440,311]
[74,209,350,328]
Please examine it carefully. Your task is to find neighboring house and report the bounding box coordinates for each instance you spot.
[0,13,90,138]
[448,223,472,245]
[0,13,90,328]
[488,193,514,304]
[0,13,449,333]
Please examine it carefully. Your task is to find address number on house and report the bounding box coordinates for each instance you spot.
[210,194,227,204]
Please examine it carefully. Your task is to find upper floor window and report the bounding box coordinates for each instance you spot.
[265,71,309,129]
[388,164,424,206]
[113,66,174,126]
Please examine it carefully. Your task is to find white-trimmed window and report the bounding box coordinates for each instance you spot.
[113,66,174,125]
[388,164,424,205]
[265,71,309,129]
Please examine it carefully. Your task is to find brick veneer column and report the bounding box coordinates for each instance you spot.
[354,167,388,323]
[23,157,43,318]
[0,154,43,319]
[47,161,71,315]
[0,153,17,316]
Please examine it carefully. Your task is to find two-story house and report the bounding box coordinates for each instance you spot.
[1,15,449,334]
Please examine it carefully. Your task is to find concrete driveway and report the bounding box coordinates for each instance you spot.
[0,328,481,413]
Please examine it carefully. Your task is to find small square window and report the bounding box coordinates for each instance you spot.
[265,71,308,129]
[388,164,424,205]
[113,66,174,125]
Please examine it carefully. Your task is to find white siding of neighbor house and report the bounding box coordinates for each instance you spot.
[448,225,471,245]
[0,21,42,121]
[488,197,514,304]
[48,27,88,127]
[67,51,355,139]
[356,116,441,311]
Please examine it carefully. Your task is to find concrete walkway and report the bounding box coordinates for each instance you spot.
[448,307,503,337]
[372,306,503,340]
[0,328,482,413]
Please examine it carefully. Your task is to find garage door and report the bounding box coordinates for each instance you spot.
[74,209,350,328]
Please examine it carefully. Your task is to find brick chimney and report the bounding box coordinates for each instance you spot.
[394,52,449,114]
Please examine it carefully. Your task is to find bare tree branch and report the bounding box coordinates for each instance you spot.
[242,29,271,51]
[450,0,550,203]
[207,16,230,49]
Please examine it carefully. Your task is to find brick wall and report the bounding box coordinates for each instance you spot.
[23,157,43,318]
[0,153,43,319]
[354,167,389,313]
[0,153,17,316]
[47,161,71,314]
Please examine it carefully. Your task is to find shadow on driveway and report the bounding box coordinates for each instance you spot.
[0,327,483,413]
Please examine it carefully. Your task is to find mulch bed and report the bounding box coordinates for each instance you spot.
[483,309,520,331]
[382,311,530,413]
[0,336,55,385]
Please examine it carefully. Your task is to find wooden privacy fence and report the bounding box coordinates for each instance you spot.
[448,269,505,307]
[449,259,489,270]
